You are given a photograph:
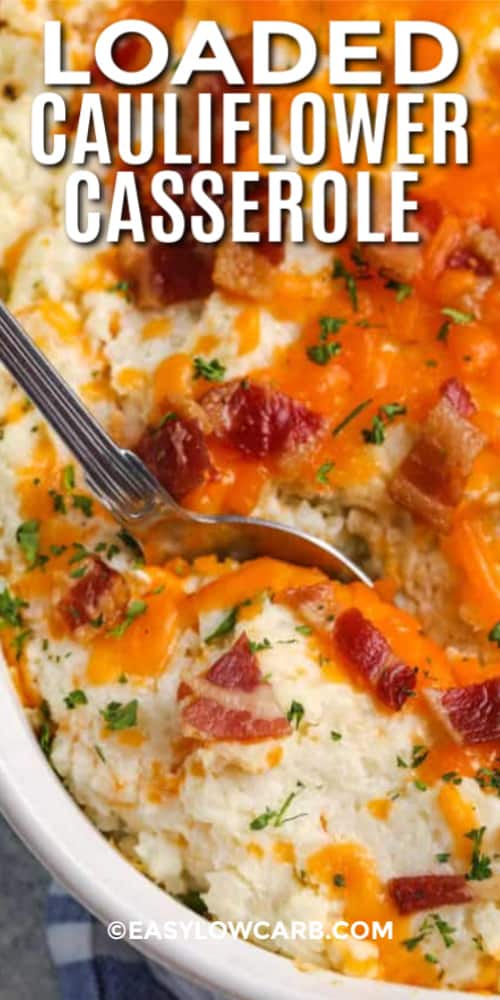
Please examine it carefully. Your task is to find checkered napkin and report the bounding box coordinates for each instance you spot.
[46,882,222,1000]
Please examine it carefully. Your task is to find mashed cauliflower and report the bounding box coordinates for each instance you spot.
[0,0,499,994]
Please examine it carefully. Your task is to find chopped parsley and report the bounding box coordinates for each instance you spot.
[249,638,272,653]
[286,700,305,729]
[438,306,475,342]
[307,341,341,365]
[362,413,385,445]
[441,307,475,325]
[108,600,147,638]
[385,279,413,302]
[465,826,492,881]
[403,913,456,953]
[397,744,429,769]
[333,873,346,887]
[250,785,307,830]
[38,700,54,757]
[48,490,66,514]
[316,461,335,485]
[72,495,94,518]
[176,891,209,917]
[332,398,372,437]
[64,689,88,710]
[330,730,342,741]
[362,402,407,445]
[11,628,32,661]
[193,357,226,382]
[107,280,131,299]
[295,624,312,636]
[441,771,462,785]
[70,564,87,580]
[16,520,41,569]
[414,779,428,791]
[62,464,75,491]
[474,766,500,796]
[205,606,239,644]
[0,588,28,629]
[332,258,358,311]
[488,621,500,646]
[100,699,138,731]
[158,411,177,427]
[432,914,456,948]
[117,530,144,567]
[319,316,346,336]
[436,852,450,863]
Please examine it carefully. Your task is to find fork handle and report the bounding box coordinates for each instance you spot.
[0,301,171,520]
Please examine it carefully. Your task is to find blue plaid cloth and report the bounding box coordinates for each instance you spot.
[46,882,222,1000]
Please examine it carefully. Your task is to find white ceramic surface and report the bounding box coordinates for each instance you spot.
[0,652,480,1000]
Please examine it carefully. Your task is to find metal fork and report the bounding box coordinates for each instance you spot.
[0,301,371,584]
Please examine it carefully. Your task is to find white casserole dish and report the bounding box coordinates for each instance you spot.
[0,651,481,1000]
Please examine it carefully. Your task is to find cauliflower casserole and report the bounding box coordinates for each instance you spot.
[0,0,499,992]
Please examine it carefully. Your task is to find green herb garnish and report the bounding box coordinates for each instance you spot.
[0,588,28,629]
[62,465,75,491]
[100,699,138,731]
[108,600,147,638]
[72,495,94,518]
[64,689,88,710]
[16,520,41,568]
[332,398,372,437]
[465,826,492,881]
[385,279,413,302]
[286,700,305,729]
[316,461,335,484]
[307,341,341,365]
[332,258,358,311]
[193,357,226,382]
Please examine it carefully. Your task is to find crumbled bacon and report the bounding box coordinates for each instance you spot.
[446,225,500,279]
[334,608,417,709]
[424,678,500,745]
[201,380,321,458]
[277,583,338,632]
[205,632,261,691]
[178,632,291,742]
[135,414,210,501]
[446,246,493,277]
[440,377,476,419]
[389,380,486,532]
[416,198,443,235]
[388,875,472,914]
[58,558,130,633]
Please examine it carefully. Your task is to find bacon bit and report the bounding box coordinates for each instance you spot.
[424,678,500,745]
[389,380,486,533]
[206,632,261,691]
[334,608,417,709]
[181,697,291,741]
[440,377,476,419]
[417,198,444,235]
[213,243,275,300]
[58,558,130,633]
[388,875,472,914]
[276,583,337,632]
[135,414,210,500]
[446,246,493,278]
[123,240,215,310]
[178,632,291,742]
[201,379,322,458]
[446,225,500,279]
